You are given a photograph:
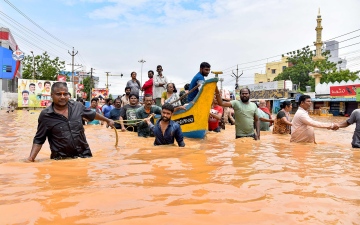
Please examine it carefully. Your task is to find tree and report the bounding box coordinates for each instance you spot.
[320,69,359,83]
[82,76,92,101]
[274,46,337,91]
[22,52,65,81]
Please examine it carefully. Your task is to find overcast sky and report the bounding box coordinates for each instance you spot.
[1,0,359,95]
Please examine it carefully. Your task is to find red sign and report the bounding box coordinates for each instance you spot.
[57,75,67,81]
[330,84,360,97]
[81,91,87,99]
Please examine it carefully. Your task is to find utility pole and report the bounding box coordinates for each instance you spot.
[89,68,93,101]
[105,72,110,89]
[67,63,82,87]
[138,59,146,86]
[68,47,78,96]
[30,51,35,79]
[105,72,123,92]
[231,65,243,90]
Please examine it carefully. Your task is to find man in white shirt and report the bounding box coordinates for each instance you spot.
[291,95,338,143]
[153,65,168,106]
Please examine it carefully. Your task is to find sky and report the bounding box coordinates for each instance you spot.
[0,0,360,96]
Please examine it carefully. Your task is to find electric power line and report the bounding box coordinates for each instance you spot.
[3,0,72,48]
[220,28,360,73]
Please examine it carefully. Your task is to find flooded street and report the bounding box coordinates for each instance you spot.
[1,110,360,224]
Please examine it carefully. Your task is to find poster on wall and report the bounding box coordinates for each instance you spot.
[18,79,73,108]
[91,88,108,100]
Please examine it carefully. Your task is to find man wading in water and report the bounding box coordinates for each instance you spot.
[27,82,115,162]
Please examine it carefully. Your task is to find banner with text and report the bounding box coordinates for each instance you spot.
[330,84,360,97]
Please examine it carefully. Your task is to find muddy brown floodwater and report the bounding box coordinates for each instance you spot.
[0,110,360,224]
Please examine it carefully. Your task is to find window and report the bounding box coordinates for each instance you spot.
[282,66,287,71]
[271,69,276,74]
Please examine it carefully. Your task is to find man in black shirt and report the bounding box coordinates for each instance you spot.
[27,82,115,162]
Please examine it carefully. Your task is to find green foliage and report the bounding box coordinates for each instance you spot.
[320,69,359,83]
[82,77,92,101]
[275,46,338,91]
[22,52,65,81]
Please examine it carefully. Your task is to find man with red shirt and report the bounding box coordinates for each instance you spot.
[208,96,223,132]
[141,70,154,95]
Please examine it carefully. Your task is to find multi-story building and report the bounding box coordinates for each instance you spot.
[254,56,291,83]
[0,27,20,93]
[324,40,347,70]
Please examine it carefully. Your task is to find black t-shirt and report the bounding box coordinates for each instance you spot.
[120,104,141,125]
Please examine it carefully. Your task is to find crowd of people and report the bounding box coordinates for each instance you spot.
[26,62,360,162]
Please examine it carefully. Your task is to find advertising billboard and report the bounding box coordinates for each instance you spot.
[91,88,108,100]
[18,79,73,108]
[330,84,360,97]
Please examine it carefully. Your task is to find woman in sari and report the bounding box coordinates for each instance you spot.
[273,101,292,134]
[161,83,182,107]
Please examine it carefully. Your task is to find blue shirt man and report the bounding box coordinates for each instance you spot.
[145,103,185,147]
[102,99,114,118]
[187,62,211,102]
[109,98,122,129]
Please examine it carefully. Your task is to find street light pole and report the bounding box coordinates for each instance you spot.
[219,78,224,90]
[138,59,146,86]
[30,51,35,79]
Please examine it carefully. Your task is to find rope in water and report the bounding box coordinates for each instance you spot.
[113,114,155,147]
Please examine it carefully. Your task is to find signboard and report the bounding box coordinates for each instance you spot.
[57,74,67,81]
[75,83,85,97]
[251,89,288,99]
[18,79,73,108]
[330,84,360,97]
[0,47,17,79]
[92,88,108,100]
[238,80,289,92]
[12,50,24,61]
